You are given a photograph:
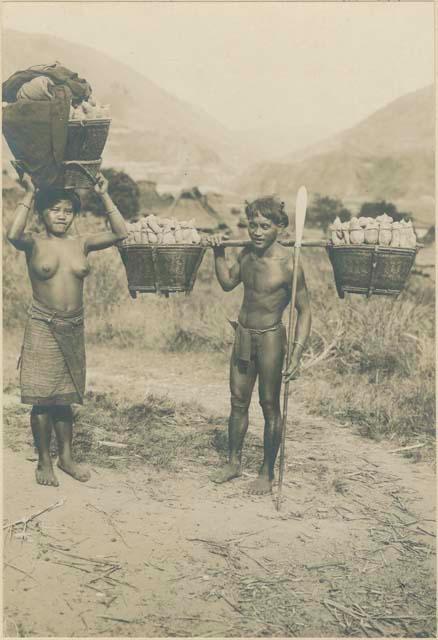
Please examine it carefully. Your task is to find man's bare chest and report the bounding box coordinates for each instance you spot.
[241,257,289,294]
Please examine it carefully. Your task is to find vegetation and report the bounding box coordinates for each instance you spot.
[359,199,412,222]
[82,167,140,219]
[307,194,351,232]
[2,191,435,453]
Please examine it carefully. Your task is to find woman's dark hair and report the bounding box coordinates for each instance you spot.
[245,196,289,228]
[34,189,81,216]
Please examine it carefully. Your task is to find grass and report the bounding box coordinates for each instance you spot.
[2,199,435,451]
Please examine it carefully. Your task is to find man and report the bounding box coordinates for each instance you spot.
[209,196,311,494]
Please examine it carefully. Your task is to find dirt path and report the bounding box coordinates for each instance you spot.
[3,344,436,638]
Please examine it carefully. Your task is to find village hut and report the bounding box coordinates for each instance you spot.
[137,179,174,214]
[164,187,225,232]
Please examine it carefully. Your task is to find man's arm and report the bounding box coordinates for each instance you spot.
[212,245,242,292]
[284,264,312,381]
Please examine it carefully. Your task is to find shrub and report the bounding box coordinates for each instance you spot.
[81,168,140,219]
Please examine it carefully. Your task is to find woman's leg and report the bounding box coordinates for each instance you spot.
[31,406,59,486]
[250,328,285,494]
[53,405,90,482]
[210,353,257,483]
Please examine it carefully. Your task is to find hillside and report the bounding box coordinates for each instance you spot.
[235,86,434,225]
[2,29,245,188]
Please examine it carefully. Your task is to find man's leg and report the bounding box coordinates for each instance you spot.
[31,406,59,486]
[249,328,285,495]
[210,353,257,483]
[53,405,90,482]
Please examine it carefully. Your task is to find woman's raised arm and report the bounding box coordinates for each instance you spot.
[83,174,128,254]
[7,174,36,252]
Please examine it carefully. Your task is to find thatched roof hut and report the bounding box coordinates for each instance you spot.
[164,187,224,231]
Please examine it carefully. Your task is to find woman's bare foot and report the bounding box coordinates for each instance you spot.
[35,462,59,487]
[210,462,241,484]
[57,457,90,482]
[248,475,272,495]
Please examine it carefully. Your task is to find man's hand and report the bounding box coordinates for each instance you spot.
[206,232,229,254]
[94,173,108,195]
[283,356,301,382]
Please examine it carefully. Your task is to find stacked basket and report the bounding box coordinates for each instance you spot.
[55,118,111,189]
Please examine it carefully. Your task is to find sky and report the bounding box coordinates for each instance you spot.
[2,1,434,144]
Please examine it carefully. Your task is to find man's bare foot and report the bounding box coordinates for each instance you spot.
[210,463,241,484]
[248,475,272,495]
[35,462,59,487]
[57,458,90,482]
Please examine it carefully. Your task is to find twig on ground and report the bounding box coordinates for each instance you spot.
[98,615,141,624]
[389,443,427,454]
[86,503,130,548]
[3,562,38,582]
[219,593,243,614]
[3,499,65,530]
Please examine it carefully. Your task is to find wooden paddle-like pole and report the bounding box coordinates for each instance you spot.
[276,185,308,511]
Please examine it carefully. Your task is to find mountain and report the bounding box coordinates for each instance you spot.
[2,29,247,188]
[235,86,434,225]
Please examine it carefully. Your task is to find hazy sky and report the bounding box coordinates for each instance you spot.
[2,1,434,138]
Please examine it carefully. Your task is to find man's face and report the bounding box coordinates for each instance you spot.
[247,212,281,251]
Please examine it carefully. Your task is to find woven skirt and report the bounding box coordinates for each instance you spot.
[20,300,86,406]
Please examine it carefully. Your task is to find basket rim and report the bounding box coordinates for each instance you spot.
[68,118,111,125]
[328,243,418,254]
[120,244,205,250]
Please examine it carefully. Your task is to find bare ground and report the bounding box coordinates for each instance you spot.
[2,341,436,638]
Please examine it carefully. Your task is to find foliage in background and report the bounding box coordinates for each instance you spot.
[307,195,351,232]
[81,168,140,219]
[2,191,435,450]
[359,200,412,222]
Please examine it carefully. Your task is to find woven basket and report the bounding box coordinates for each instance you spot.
[65,119,111,161]
[119,245,206,296]
[53,159,102,189]
[327,244,417,299]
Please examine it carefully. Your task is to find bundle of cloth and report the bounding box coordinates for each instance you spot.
[2,63,92,187]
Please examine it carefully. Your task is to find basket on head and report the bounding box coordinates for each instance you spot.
[65,119,111,161]
[119,244,206,295]
[53,159,102,189]
[327,244,418,299]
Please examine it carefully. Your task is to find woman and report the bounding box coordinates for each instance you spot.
[7,173,128,487]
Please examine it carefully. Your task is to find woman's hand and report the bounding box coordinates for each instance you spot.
[94,173,108,195]
[21,173,35,193]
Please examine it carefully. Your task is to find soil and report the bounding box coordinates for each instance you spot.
[3,341,436,638]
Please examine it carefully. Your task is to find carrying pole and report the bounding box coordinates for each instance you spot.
[276,186,308,511]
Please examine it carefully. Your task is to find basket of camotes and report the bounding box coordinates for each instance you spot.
[59,102,111,188]
[327,214,419,298]
[118,215,207,296]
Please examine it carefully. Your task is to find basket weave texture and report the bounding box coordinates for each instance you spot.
[53,159,102,189]
[119,245,206,294]
[65,119,111,161]
[327,244,417,298]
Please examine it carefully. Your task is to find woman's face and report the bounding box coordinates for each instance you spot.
[42,199,75,236]
[247,212,282,251]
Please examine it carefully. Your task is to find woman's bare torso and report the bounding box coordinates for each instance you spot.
[238,244,292,329]
[26,235,90,311]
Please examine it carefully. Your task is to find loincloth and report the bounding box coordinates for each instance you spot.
[230,320,286,365]
[20,299,86,406]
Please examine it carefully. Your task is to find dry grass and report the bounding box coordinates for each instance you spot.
[2,202,435,450]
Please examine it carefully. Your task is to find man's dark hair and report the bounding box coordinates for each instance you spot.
[245,196,289,228]
[34,189,81,216]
